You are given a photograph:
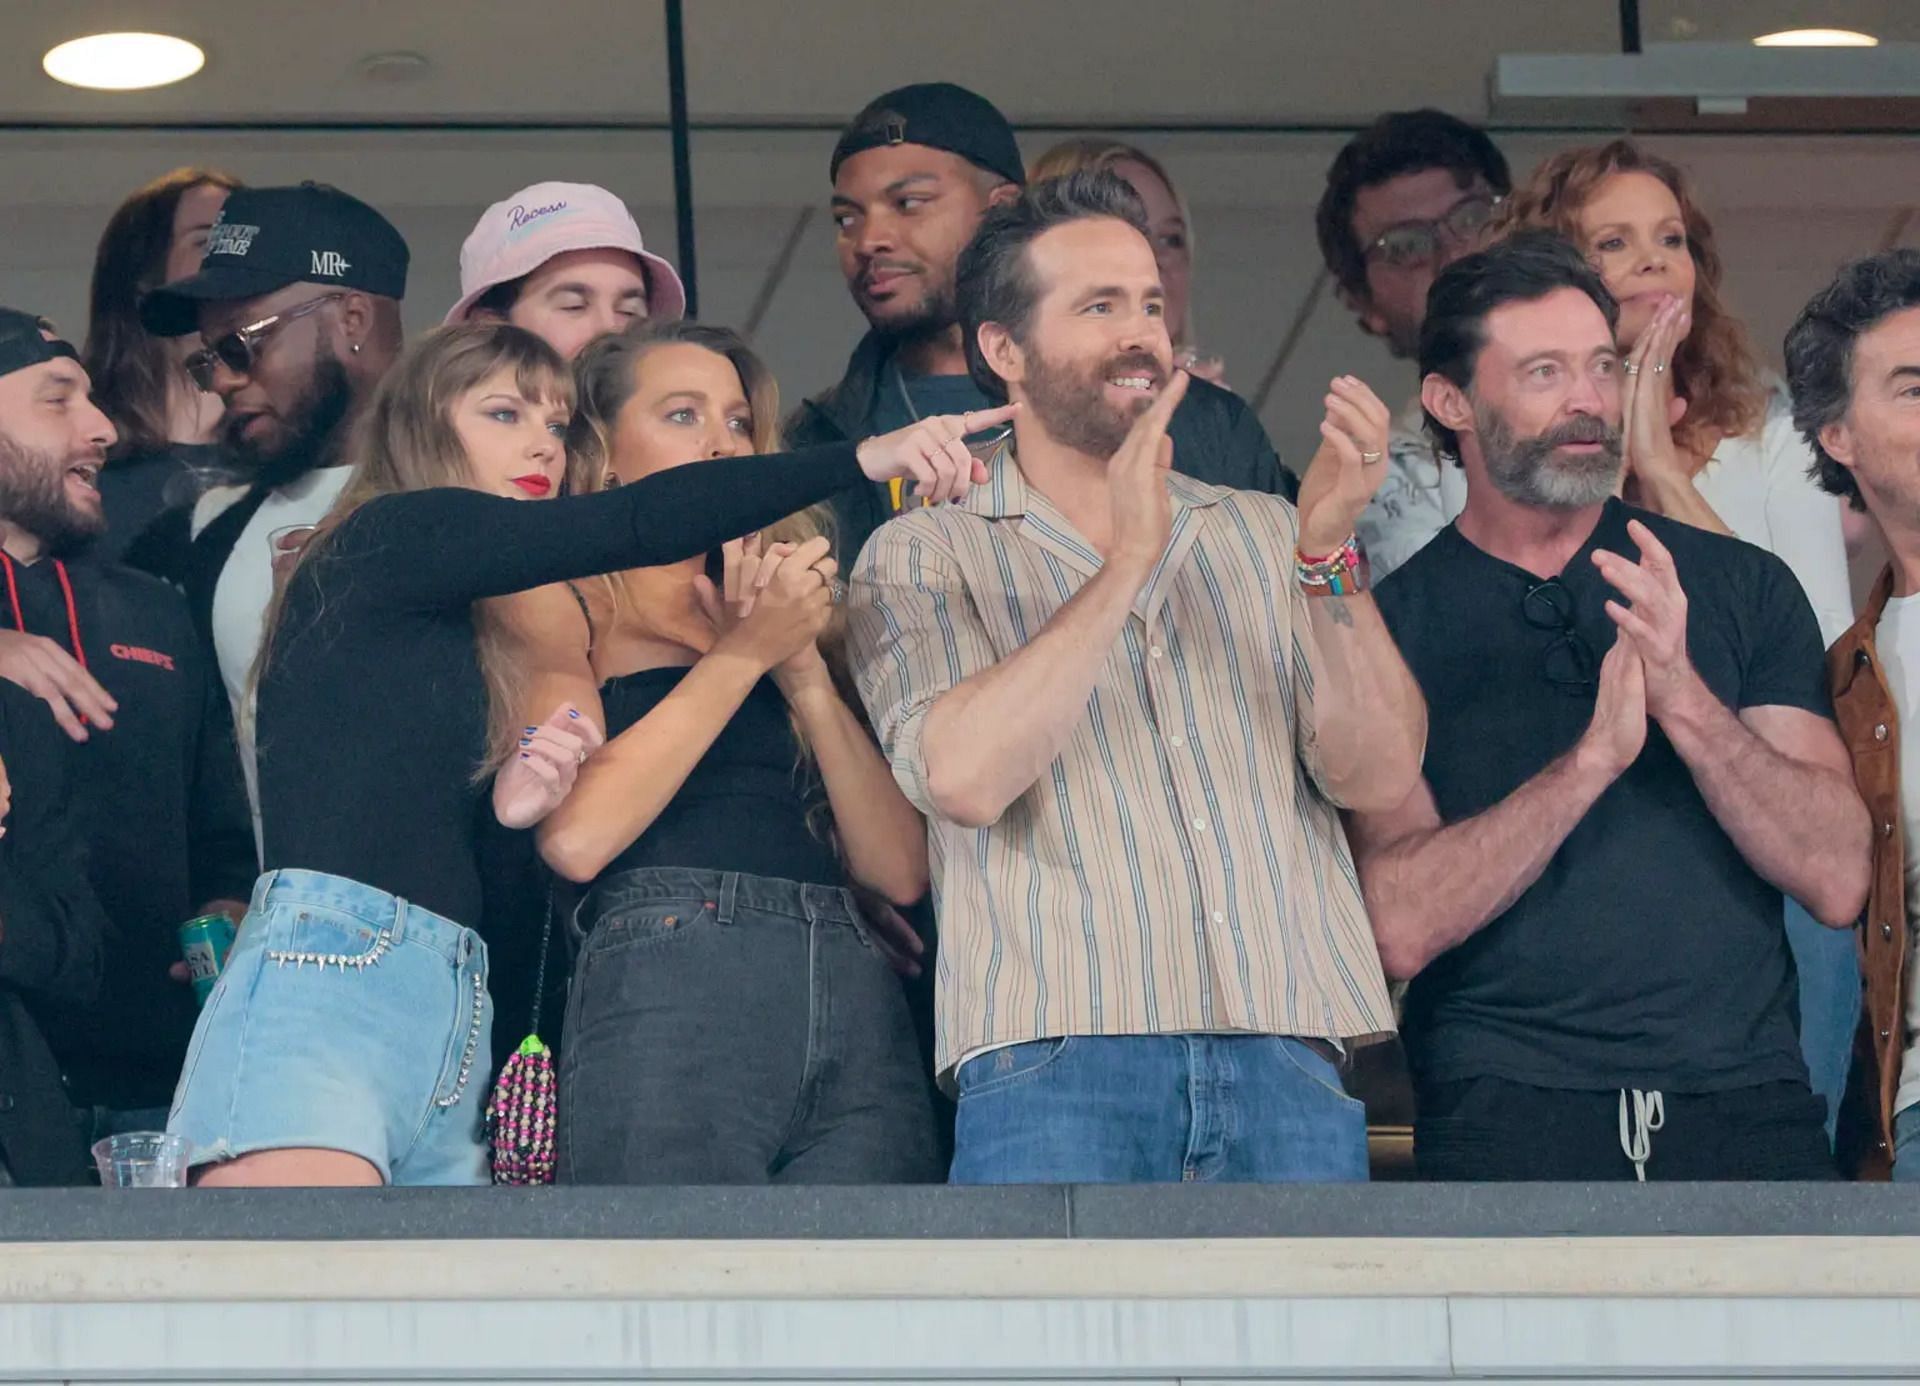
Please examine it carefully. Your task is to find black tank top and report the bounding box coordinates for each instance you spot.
[596,666,844,888]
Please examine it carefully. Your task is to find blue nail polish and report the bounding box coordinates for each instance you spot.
[519,752,529,760]
[523,725,536,734]
[567,709,579,719]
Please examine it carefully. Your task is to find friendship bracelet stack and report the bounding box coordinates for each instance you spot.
[1295,534,1364,596]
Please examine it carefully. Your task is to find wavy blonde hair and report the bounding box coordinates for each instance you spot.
[568,321,849,829]
[1029,137,1197,347]
[568,320,837,623]
[252,322,589,775]
[1495,138,1766,444]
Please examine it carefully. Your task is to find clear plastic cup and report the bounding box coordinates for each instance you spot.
[91,1132,192,1188]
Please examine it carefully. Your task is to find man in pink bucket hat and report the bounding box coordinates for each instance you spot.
[445,181,686,359]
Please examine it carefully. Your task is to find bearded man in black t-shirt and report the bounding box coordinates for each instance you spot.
[1350,232,1871,1181]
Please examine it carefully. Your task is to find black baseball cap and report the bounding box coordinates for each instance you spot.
[141,182,410,337]
[830,82,1025,188]
[0,308,77,379]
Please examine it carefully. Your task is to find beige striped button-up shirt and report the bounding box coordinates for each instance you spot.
[849,457,1396,1083]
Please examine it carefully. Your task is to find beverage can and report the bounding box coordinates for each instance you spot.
[177,914,238,1007]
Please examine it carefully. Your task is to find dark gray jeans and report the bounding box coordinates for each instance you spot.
[557,867,941,1185]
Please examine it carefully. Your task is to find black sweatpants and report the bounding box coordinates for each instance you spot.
[1414,1075,1838,1181]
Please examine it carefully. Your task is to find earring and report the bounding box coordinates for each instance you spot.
[350,342,362,355]
[602,473,618,491]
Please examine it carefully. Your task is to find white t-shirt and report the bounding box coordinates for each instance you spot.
[198,466,355,849]
[1880,594,1920,1118]
[1693,395,1855,648]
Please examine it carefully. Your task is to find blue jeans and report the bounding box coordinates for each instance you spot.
[948,1033,1369,1184]
[1784,898,1861,1147]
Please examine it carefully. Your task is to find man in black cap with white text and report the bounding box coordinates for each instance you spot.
[0,308,253,1134]
[788,82,1297,567]
[130,182,408,844]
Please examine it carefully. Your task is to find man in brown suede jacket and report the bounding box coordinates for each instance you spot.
[1792,248,1920,1178]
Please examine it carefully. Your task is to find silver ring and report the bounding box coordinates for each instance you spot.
[1652,361,1667,374]
[1624,362,1641,376]
[575,748,587,766]
[829,578,847,605]
[1361,450,1383,464]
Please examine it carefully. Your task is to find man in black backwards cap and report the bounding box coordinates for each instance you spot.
[788,82,1298,568]
[130,182,408,847]
[0,308,253,1135]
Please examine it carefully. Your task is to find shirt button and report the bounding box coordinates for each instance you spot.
[1884,922,1896,940]
[1169,734,1186,749]
[1876,723,1890,742]
[1885,821,1896,838]
[1211,911,1226,924]
[1149,646,1164,660]
[1193,817,1208,833]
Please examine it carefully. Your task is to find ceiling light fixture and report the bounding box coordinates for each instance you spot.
[43,32,205,91]
[1753,28,1880,47]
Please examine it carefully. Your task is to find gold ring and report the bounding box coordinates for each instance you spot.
[1652,361,1666,374]
[1361,450,1383,463]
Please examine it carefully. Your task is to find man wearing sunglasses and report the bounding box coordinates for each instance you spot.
[1316,110,1511,580]
[1346,232,1870,1181]
[132,183,408,845]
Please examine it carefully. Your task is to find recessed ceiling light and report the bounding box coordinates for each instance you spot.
[1753,28,1880,47]
[43,32,205,91]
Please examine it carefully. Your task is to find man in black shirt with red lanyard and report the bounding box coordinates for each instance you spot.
[1347,233,1870,1180]
[0,307,253,1137]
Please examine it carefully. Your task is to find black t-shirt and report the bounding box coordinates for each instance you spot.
[1374,500,1829,1095]
[255,443,862,931]
[597,667,842,888]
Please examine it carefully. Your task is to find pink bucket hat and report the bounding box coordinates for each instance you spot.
[444,181,686,325]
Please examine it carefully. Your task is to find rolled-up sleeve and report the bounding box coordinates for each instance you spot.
[846,519,999,819]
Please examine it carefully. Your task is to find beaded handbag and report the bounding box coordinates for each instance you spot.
[485,894,558,1185]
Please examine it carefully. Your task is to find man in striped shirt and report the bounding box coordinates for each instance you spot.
[848,171,1428,1184]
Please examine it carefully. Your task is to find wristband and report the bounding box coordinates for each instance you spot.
[1296,533,1364,596]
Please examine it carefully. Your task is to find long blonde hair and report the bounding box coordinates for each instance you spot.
[1029,136,1197,347]
[568,320,837,623]
[568,321,848,821]
[252,322,588,774]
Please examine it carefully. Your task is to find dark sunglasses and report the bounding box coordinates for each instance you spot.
[1522,577,1598,692]
[185,293,343,392]
[1365,194,1504,270]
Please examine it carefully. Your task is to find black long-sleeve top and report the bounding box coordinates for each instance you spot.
[256,443,865,928]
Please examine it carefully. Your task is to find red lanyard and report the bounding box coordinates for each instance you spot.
[0,550,87,670]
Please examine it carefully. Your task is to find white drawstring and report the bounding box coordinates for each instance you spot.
[1618,1088,1665,1182]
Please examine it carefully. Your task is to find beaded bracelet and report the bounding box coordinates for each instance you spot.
[1296,533,1363,596]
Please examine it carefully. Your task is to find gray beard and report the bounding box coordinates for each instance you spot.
[1477,403,1623,511]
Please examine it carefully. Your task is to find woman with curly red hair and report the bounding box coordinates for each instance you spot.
[1497,139,1851,642]
[1497,138,1857,1149]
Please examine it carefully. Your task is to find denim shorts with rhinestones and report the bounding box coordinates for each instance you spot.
[167,869,492,1185]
